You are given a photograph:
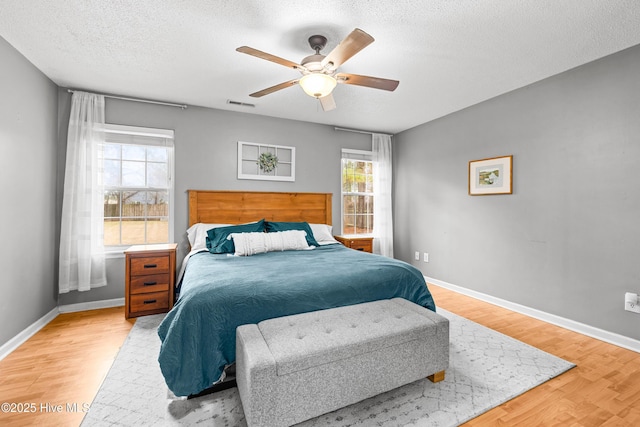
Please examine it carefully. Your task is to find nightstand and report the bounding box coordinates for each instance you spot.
[334,236,373,253]
[124,243,177,319]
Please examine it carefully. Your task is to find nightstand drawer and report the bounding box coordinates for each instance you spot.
[130,291,169,313]
[350,240,373,252]
[130,255,170,275]
[130,273,170,294]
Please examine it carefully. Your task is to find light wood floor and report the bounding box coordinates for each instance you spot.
[0,286,639,426]
[430,285,640,426]
[0,307,134,427]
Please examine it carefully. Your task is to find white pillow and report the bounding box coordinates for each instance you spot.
[230,230,310,256]
[187,223,231,251]
[309,223,339,245]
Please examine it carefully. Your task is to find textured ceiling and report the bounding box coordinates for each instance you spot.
[1,1,640,134]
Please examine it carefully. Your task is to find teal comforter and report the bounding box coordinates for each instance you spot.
[157,244,435,396]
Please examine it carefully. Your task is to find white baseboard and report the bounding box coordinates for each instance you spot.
[58,297,125,313]
[0,298,126,362]
[0,307,59,362]
[426,276,640,354]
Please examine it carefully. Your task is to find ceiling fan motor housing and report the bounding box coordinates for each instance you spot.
[301,54,326,72]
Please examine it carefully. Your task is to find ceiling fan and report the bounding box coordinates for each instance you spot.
[236,28,399,111]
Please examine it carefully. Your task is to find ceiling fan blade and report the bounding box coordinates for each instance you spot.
[249,79,300,97]
[237,46,303,70]
[321,28,374,70]
[335,73,399,91]
[319,93,336,111]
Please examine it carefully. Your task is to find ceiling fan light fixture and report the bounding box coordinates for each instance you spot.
[299,73,337,98]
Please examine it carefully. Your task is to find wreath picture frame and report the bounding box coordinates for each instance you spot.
[238,141,295,181]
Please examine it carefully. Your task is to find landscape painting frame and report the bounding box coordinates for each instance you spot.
[468,155,513,195]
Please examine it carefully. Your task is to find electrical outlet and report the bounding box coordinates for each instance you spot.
[414,251,420,261]
[625,292,640,314]
[423,253,429,263]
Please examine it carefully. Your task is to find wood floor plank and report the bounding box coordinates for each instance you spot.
[1,286,638,426]
[0,307,133,427]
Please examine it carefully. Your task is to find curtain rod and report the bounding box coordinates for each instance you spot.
[334,126,392,137]
[66,89,188,109]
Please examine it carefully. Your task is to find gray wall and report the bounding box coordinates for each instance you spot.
[394,44,640,341]
[57,91,371,306]
[0,37,58,347]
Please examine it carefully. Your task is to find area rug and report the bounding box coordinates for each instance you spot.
[81,308,574,426]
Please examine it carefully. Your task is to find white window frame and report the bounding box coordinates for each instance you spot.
[103,123,175,254]
[340,148,375,237]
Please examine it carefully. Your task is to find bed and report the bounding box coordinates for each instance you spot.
[157,190,436,397]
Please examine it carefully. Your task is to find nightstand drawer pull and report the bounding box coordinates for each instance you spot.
[356,248,364,251]
[143,299,157,304]
[143,281,157,286]
[144,264,157,269]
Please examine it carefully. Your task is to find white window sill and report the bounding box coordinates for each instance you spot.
[104,250,125,259]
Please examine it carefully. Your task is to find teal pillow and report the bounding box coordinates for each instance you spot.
[206,219,265,253]
[265,221,319,247]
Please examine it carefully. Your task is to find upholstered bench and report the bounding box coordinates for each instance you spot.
[236,298,449,427]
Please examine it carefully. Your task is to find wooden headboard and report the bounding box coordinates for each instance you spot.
[188,190,332,226]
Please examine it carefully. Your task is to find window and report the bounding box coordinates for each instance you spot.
[341,149,374,235]
[102,124,174,248]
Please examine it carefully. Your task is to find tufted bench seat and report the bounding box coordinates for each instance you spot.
[236,298,449,427]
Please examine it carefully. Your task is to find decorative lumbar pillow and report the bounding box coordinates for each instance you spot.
[206,219,265,254]
[230,230,311,256]
[265,221,319,246]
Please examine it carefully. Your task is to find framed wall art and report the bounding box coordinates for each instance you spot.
[237,141,295,182]
[468,155,513,195]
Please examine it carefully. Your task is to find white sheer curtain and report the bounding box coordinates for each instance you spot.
[59,92,107,293]
[372,133,394,257]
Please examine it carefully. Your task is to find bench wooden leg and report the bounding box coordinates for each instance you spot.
[428,371,445,383]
